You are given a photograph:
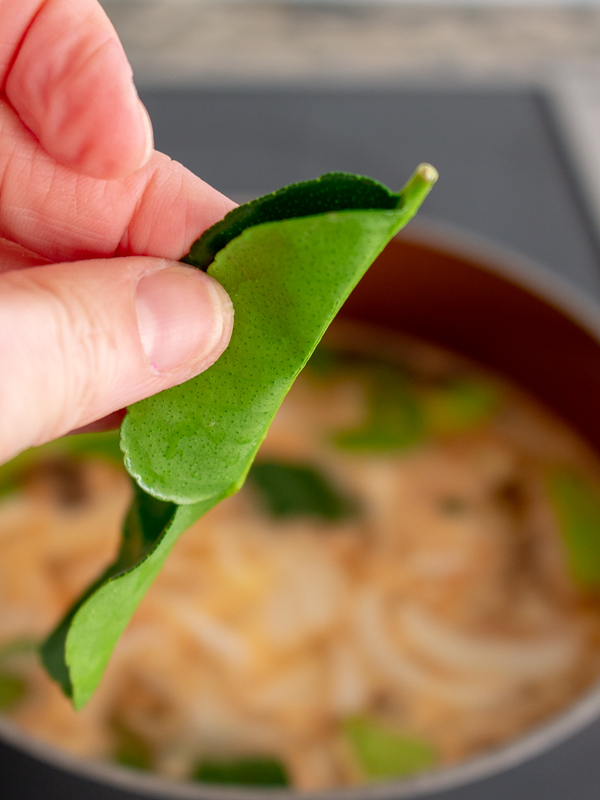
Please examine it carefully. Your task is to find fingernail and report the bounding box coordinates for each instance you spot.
[135,266,231,373]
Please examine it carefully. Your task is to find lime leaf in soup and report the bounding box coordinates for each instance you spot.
[0,639,39,660]
[248,460,356,521]
[0,638,35,710]
[41,165,437,707]
[343,717,437,781]
[0,672,25,711]
[62,430,123,465]
[547,467,600,589]
[334,363,425,452]
[193,757,290,787]
[423,377,499,437]
[113,726,153,772]
[122,165,438,504]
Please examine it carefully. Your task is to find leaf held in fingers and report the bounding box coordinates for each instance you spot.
[122,166,438,503]
[40,482,215,710]
[182,171,407,271]
[41,166,437,706]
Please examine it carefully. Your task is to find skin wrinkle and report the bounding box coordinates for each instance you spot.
[116,155,222,260]
[119,157,187,258]
[30,273,89,436]
[4,149,113,258]
[0,0,50,90]
[0,238,50,273]
[0,271,65,451]
[0,104,123,257]
[25,35,118,160]
[5,0,147,179]
[3,0,120,97]
[9,260,141,446]
[115,160,167,257]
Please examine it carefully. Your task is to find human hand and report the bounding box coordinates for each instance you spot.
[0,0,236,466]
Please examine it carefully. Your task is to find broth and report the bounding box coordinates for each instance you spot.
[2,322,600,790]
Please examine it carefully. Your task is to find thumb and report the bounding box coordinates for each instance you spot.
[0,257,233,464]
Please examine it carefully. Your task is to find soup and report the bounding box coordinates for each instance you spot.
[1,322,600,790]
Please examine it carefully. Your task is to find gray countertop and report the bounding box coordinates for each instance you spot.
[100,1,600,87]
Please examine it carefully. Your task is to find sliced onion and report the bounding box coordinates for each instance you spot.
[162,601,249,668]
[354,588,501,708]
[399,604,579,679]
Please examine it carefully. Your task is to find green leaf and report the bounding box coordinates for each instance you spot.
[423,378,499,436]
[547,467,600,589]
[334,364,425,452]
[343,717,437,780]
[0,671,26,711]
[112,726,153,771]
[0,639,41,710]
[192,757,289,787]
[248,460,355,520]
[122,166,437,503]
[42,166,437,707]
[0,639,39,660]
[60,430,123,464]
[40,482,217,709]
[183,172,407,271]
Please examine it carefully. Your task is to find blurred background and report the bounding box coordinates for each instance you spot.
[96,0,600,294]
[100,0,600,88]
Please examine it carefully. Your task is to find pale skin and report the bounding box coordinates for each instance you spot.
[0,0,237,465]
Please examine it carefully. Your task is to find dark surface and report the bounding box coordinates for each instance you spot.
[3,87,600,799]
[141,87,600,296]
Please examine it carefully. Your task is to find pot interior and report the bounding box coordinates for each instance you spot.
[4,228,600,800]
[343,232,600,455]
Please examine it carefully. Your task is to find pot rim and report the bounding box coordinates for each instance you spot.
[3,218,600,800]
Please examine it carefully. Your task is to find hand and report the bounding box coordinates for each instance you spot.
[0,0,236,465]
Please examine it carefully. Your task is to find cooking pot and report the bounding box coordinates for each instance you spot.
[3,222,600,800]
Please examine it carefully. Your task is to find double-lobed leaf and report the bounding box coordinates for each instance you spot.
[41,166,437,708]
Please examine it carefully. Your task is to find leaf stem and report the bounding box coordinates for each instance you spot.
[397,163,439,213]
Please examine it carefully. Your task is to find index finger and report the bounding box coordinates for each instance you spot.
[1,0,153,179]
